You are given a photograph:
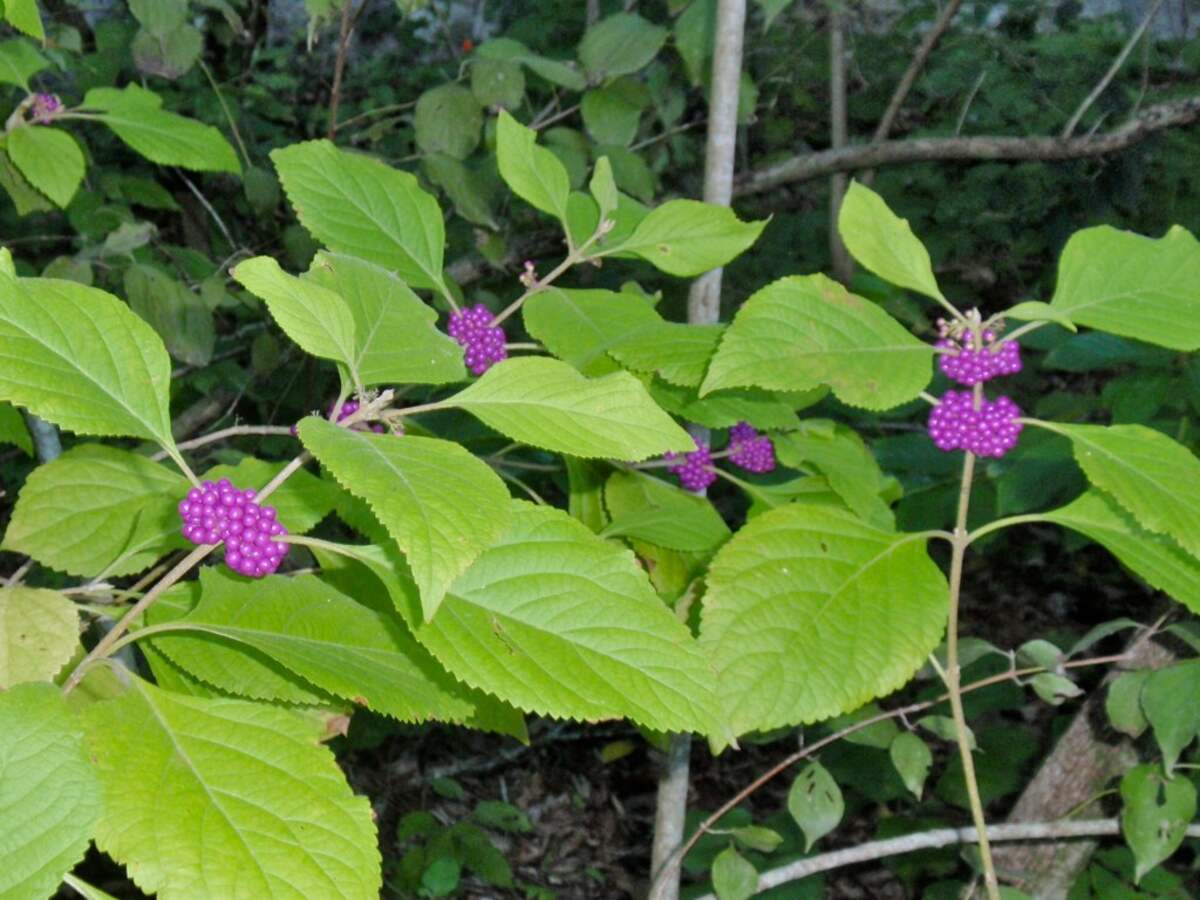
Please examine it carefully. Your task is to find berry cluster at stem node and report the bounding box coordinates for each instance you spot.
[31,93,61,124]
[665,442,717,493]
[727,421,776,473]
[449,303,507,375]
[927,391,1023,458]
[936,325,1021,386]
[178,479,289,578]
[331,400,386,433]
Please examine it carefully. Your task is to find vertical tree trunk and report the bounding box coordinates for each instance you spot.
[650,3,747,900]
[829,1,853,284]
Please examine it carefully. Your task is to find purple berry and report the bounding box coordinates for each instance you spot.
[927,390,1023,458]
[449,303,508,376]
[937,332,1022,386]
[727,421,776,474]
[30,93,61,124]
[178,480,290,578]
[665,442,717,492]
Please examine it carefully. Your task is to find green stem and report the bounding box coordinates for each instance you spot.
[945,449,1001,900]
[967,513,1053,544]
[491,226,609,327]
[198,60,251,168]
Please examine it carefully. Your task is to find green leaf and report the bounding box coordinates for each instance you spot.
[0,683,100,900]
[443,357,694,460]
[1042,490,1200,615]
[476,37,586,91]
[84,84,240,174]
[1120,763,1196,882]
[128,0,186,34]
[711,845,757,900]
[581,83,643,147]
[495,110,571,223]
[413,83,482,160]
[389,501,719,734]
[787,761,844,851]
[271,140,448,292]
[601,469,730,553]
[1106,670,1150,738]
[299,418,510,620]
[522,286,662,376]
[1030,672,1084,705]
[304,252,465,385]
[701,274,933,410]
[154,569,504,726]
[0,587,78,688]
[589,155,619,220]
[601,199,765,277]
[0,38,46,89]
[674,0,716,85]
[579,12,667,81]
[470,57,525,109]
[1048,225,1200,351]
[1038,423,1200,559]
[649,380,805,431]
[124,264,215,367]
[421,154,498,229]
[609,322,722,387]
[699,502,948,737]
[81,676,381,899]
[6,126,81,208]
[3,0,43,40]
[0,274,177,452]
[729,826,783,854]
[131,23,202,79]
[231,255,359,379]
[889,731,933,799]
[0,401,32,455]
[1004,300,1076,332]
[0,146,53,215]
[1140,661,1200,775]
[3,445,187,578]
[565,457,609,532]
[776,423,894,528]
[838,181,944,301]
[201,456,338,533]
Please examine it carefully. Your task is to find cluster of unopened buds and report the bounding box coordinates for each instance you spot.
[448,303,508,375]
[30,93,61,124]
[664,421,777,492]
[928,317,1024,458]
[179,479,289,578]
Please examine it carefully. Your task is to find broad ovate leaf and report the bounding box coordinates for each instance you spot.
[6,126,85,208]
[1049,225,1200,350]
[299,418,510,620]
[0,683,100,900]
[0,274,177,453]
[1120,763,1196,882]
[0,38,48,90]
[1043,490,1200,615]
[601,470,730,553]
[787,761,844,851]
[522,287,662,376]
[495,110,570,223]
[600,199,765,277]
[1140,661,1200,775]
[608,322,723,387]
[444,357,694,460]
[153,569,507,727]
[0,587,79,688]
[395,502,720,735]
[231,255,358,378]
[83,84,240,173]
[579,12,667,80]
[701,274,933,410]
[700,501,948,739]
[81,676,380,899]
[838,181,944,301]
[271,140,448,292]
[3,445,187,578]
[304,252,464,385]
[1038,422,1200,559]
[776,422,894,528]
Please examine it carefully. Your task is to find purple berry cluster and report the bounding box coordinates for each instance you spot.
[332,400,385,433]
[728,422,776,473]
[936,327,1021,386]
[31,93,61,124]
[927,391,1023,458]
[178,479,289,578]
[665,443,717,493]
[449,304,508,375]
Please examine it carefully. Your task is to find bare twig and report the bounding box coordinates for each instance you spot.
[1061,0,1165,138]
[734,95,1200,194]
[154,424,296,461]
[178,171,238,251]
[828,1,852,284]
[327,0,367,140]
[199,59,251,168]
[692,819,1200,899]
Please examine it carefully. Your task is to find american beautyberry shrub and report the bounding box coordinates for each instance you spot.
[448,303,508,375]
[178,479,289,578]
